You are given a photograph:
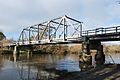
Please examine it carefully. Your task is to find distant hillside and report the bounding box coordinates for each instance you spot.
[0,32,6,40]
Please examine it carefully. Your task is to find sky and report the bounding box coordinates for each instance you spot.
[0,0,120,41]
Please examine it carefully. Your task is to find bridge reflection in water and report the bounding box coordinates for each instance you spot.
[0,53,119,80]
[0,53,80,80]
[0,54,120,80]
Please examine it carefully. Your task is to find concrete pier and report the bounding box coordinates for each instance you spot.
[89,41,105,66]
[95,45,105,66]
[13,46,17,55]
[79,42,92,70]
[79,40,105,69]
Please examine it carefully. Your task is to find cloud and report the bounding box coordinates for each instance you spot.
[0,0,120,39]
[79,0,120,29]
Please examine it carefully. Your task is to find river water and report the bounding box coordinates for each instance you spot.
[0,53,119,80]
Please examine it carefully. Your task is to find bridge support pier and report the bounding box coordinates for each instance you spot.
[95,45,105,66]
[27,49,33,59]
[79,42,92,70]
[13,46,17,55]
[79,41,105,70]
[13,46,20,55]
[89,41,105,66]
[27,50,30,59]
[27,46,33,59]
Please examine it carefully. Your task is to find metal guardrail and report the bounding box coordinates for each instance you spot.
[82,26,120,36]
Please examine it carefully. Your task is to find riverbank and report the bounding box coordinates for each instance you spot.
[0,50,13,54]
[56,64,120,80]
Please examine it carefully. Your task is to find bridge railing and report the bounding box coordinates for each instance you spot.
[82,26,120,36]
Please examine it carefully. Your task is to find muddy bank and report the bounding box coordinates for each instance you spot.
[55,64,120,80]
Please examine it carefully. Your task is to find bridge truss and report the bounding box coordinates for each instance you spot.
[18,15,83,45]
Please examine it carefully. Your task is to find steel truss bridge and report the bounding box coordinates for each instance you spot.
[15,15,83,46]
[9,15,120,46]
[7,15,120,68]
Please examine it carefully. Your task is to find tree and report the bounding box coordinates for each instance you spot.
[0,32,6,40]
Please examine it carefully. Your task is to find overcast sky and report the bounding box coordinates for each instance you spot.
[0,0,120,40]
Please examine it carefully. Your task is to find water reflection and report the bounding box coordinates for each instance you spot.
[56,54,80,72]
[105,53,120,64]
[0,53,119,80]
[0,53,80,80]
[0,55,3,71]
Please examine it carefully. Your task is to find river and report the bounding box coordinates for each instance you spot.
[0,53,119,80]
